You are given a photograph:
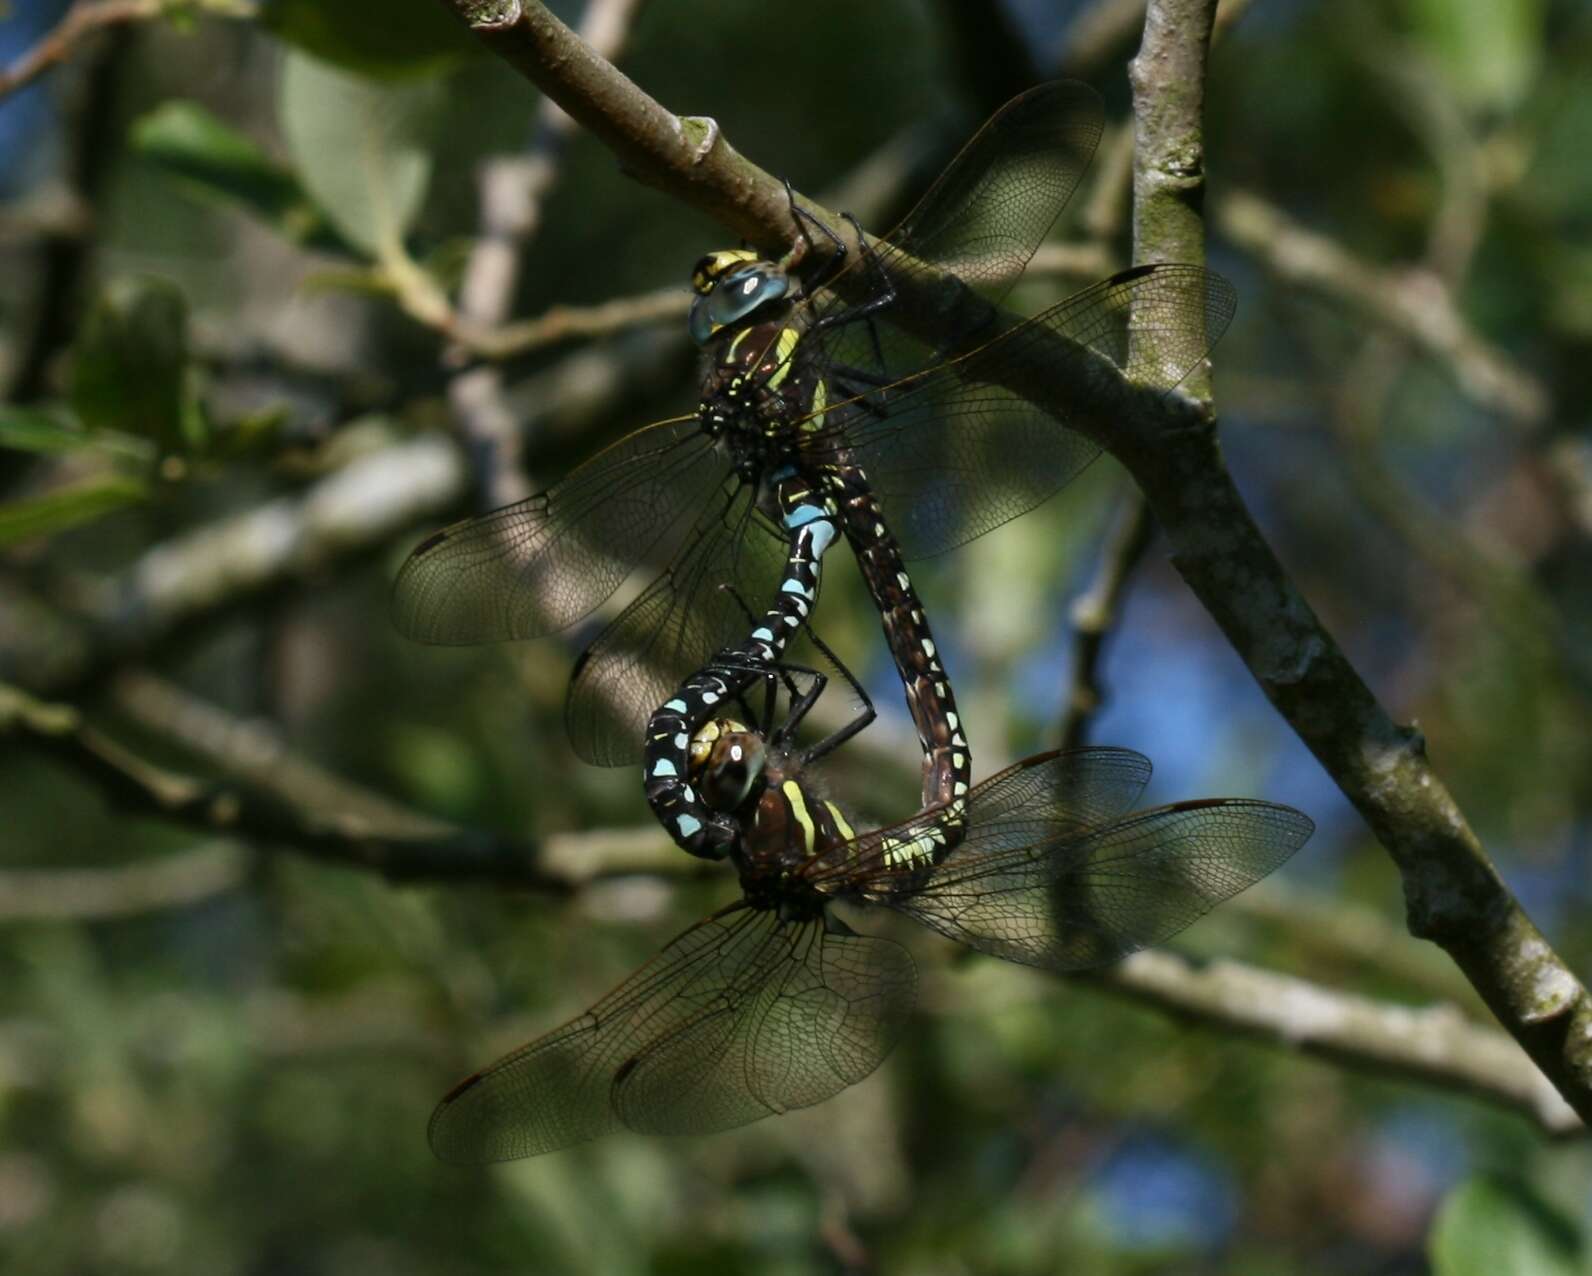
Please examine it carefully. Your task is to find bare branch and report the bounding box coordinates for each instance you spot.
[1,678,566,888]
[9,675,1574,1128]
[0,841,247,921]
[460,285,687,361]
[0,0,157,103]
[1092,951,1581,1136]
[0,432,467,695]
[1125,0,1592,1122]
[1217,189,1550,427]
[445,0,651,510]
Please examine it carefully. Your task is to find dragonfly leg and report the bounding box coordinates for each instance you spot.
[793,628,876,766]
[806,211,898,339]
[784,178,850,298]
[711,582,812,729]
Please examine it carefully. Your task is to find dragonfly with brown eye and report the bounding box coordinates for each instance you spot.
[425,643,1312,1164]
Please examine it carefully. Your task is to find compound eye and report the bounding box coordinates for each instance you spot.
[709,266,789,327]
[688,293,717,345]
[689,254,719,295]
[695,730,768,812]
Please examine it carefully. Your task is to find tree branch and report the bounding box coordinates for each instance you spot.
[9,682,1573,1132]
[1092,950,1580,1136]
[0,678,569,888]
[1217,188,1549,427]
[0,840,248,920]
[1124,0,1592,1122]
[0,432,467,695]
[444,0,650,510]
[0,0,157,103]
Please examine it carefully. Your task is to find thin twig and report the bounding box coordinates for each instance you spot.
[1057,487,1154,749]
[0,0,158,102]
[460,285,687,361]
[445,0,650,510]
[0,841,248,921]
[1217,189,1549,427]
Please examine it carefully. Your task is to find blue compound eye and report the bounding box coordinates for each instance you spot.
[688,293,718,345]
[687,260,789,345]
[710,266,788,324]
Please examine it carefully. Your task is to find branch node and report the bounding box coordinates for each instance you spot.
[679,115,720,165]
[1397,721,1429,758]
[464,0,522,29]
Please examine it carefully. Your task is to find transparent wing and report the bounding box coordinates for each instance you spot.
[564,488,793,767]
[806,748,1154,881]
[390,416,721,644]
[807,81,1105,378]
[427,905,914,1164]
[613,914,914,1138]
[881,798,1313,972]
[816,264,1238,559]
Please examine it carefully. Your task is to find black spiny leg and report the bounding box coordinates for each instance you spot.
[711,583,812,728]
[790,629,876,766]
[784,178,850,299]
[806,211,898,339]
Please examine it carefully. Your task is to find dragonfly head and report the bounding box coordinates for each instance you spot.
[689,250,791,345]
[688,716,769,812]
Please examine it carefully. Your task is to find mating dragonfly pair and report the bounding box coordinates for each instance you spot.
[392,83,1313,1162]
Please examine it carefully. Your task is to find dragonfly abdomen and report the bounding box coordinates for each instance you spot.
[643,476,840,859]
[823,465,971,866]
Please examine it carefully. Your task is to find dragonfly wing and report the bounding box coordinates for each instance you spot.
[391,417,717,644]
[809,748,1154,884]
[427,904,908,1161]
[836,263,1237,559]
[564,488,791,767]
[426,908,754,1163]
[885,798,1313,972]
[885,79,1104,299]
[612,911,914,1137]
[808,82,1105,381]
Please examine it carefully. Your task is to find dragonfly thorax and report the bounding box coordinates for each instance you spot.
[698,312,821,473]
[734,753,856,915]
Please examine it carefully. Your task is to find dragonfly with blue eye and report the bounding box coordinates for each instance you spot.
[425,652,1314,1164]
[391,82,1237,843]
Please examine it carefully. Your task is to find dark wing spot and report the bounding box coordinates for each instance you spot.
[411,529,451,557]
[1113,262,1158,283]
[436,1071,486,1105]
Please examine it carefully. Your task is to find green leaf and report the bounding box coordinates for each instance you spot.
[261,0,478,80]
[0,408,93,456]
[1430,1174,1581,1276]
[68,278,194,451]
[0,475,150,547]
[131,100,344,252]
[1403,0,1544,114]
[0,407,155,464]
[277,51,444,259]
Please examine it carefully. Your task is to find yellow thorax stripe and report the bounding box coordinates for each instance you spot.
[781,780,817,853]
[764,327,802,390]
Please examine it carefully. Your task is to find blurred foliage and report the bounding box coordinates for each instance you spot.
[0,0,1590,1274]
